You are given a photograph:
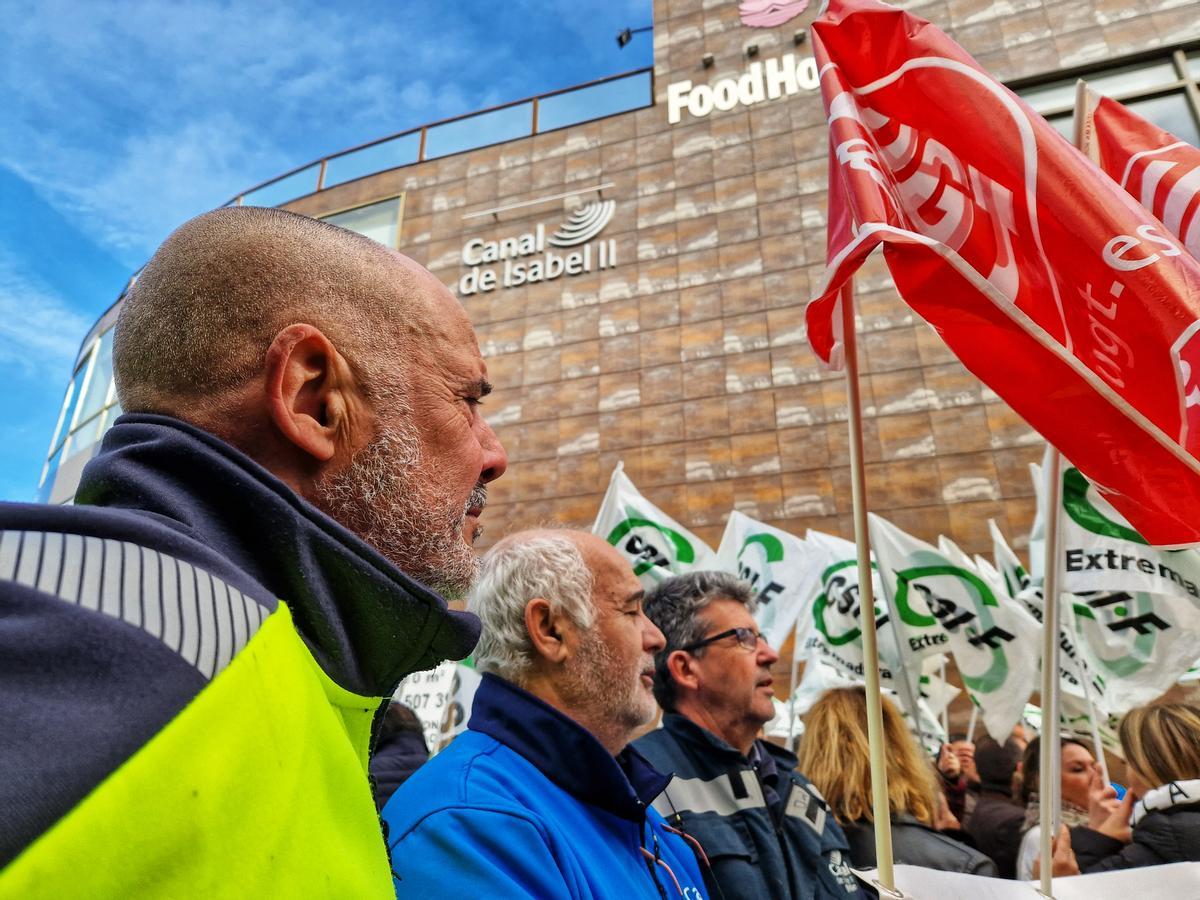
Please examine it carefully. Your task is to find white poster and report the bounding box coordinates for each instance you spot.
[445,662,482,741]
[393,660,457,753]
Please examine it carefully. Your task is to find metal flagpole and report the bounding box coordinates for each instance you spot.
[840,282,898,894]
[966,703,979,744]
[1039,447,1065,898]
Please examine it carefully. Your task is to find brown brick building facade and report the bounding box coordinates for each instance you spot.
[282,0,1200,564]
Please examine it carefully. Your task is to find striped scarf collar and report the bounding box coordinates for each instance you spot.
[1132,780,1200,826]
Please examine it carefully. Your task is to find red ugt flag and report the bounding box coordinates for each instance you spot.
[806,0,1200,546]
[1080,90,1200,261]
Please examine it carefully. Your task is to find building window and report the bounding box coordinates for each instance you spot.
[37,327,124,503]
[320,195,404,248]
[1015,47,1200,146]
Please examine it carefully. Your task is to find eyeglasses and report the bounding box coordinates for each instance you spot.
[679,626,764,653]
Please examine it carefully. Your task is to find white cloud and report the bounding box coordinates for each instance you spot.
[0,1,529,262]
[1,0,651,265]
[0,247,92,380]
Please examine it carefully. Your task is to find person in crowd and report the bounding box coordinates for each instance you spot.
[634,572,866,899]
[370,702,430,811]
[931,781,984,851]
[1015,735,1099,880]
[381,530,707,898]
[0,207,507,897]
[1063,703,1200,872]
[965,735,1027,878]
[800,688,998,876]
[937,735,980,825]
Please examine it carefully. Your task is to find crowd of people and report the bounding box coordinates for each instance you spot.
[1,209,1198,897]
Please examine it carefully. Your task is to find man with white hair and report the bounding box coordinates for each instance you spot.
[382,529,708,899]
[0,207,506,897]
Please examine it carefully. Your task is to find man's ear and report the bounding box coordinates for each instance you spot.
[264,323,361,463]
[525,598,572,665]
[666,649,702,693]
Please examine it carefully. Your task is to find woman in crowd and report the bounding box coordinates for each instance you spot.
[1015,735,1099,880]
[1069,703,1200,871]
[798,688,997,876]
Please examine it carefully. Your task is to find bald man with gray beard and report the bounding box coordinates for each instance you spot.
[0,207,506,898]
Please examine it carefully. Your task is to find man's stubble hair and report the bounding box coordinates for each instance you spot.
[111,206,479,596]
[112,206,421,418]
[311,366,483,600]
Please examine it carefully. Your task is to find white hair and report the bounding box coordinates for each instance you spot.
[468,533,595,683]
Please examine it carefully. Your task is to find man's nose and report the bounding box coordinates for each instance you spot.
[478,418,508,482]
[758,639,780,666]
[643,616,665,653]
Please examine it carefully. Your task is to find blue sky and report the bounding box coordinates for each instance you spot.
[0,0,653,501]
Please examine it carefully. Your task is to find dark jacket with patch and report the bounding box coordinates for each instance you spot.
[0,415,477,897]
[843,814,998,876]
[634,714,867,900]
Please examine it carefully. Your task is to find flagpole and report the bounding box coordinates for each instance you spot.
[1067,76,1116,794]
[966,702,979,744]
[1087,701,1111,786]
[1039,447,1064,897]
[787,621,803,751]
[1065,600,1112,785]
[840,281,898,894]
[938,658,949,734]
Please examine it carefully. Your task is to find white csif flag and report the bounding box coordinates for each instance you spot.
[592,462,718,588]
[797,530,929,732]
[990,520,1031,599]
[797,530,896,684]
[716,511,826,651]
[870,514,1041,740]
[1032,449,1200,712]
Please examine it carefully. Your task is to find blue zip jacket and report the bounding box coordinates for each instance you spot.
[382,674,709,899]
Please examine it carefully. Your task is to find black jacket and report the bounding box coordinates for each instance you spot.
[634,714,867,899]
[370,728,429,811]
[0,415,477,888]
[843,814,998,876]
[965,789,1025,878]
[1075,800,1200,871]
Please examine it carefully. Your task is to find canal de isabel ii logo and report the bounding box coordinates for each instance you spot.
[459,200,617,296]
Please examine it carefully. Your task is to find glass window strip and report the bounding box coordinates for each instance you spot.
[58,341,100,461]
[42,381,76,472]
[1015,46,1200,149]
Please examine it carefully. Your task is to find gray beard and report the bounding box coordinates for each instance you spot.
[560,631,655,746]
[313,411,482,601]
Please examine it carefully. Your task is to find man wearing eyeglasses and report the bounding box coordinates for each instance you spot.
[634,571,867,899]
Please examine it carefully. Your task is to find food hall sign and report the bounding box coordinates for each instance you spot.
[667,51,819,125]
[458,200,618,296]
